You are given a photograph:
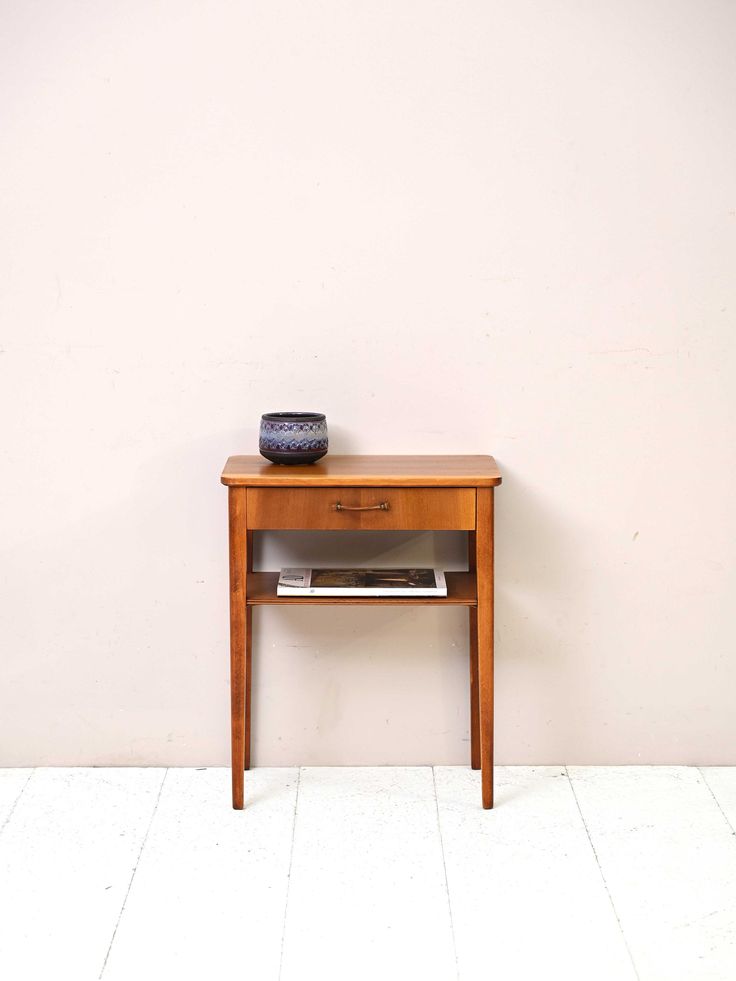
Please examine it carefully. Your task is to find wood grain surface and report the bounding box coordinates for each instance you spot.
[228,486,247,809]
[475,487,495,809]
[222,454,501,487]
[247,487,475,530]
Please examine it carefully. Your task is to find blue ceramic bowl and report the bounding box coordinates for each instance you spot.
[259,412,328,465]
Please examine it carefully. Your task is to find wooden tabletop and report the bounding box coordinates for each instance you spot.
[221,454,502,487]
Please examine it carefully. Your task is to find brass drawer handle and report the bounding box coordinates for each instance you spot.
[334,501,390,511]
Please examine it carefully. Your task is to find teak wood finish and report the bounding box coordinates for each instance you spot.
[222,454,501,810]
[222,454,501,487]
[247,487,476,530]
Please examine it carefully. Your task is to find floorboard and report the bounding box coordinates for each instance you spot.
[435,765,637,981]
[0,768,32,828]
[700,767,736,832]
[568,766,736,981]
[279,766,457,981]
[0,768,164,981]
[101,767,298,981]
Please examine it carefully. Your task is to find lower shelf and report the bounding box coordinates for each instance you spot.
[245,571,477,606]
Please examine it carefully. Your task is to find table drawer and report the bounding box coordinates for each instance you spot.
[247,487,476,530]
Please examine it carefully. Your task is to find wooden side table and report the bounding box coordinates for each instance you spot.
[221,454,502,809]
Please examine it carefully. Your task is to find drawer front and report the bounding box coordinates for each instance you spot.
[247,487,476,530]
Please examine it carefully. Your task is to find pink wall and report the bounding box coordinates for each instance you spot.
[1,0,735,765]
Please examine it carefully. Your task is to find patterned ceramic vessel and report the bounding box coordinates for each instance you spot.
[259,411,328,465]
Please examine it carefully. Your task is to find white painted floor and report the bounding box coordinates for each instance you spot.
[1,767,735,981]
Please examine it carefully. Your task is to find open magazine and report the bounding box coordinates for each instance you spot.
[277,568,447,597]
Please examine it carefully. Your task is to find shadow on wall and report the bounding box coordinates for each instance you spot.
[1,434,595,766]
[1,426,473,766]
[495,464,595,761]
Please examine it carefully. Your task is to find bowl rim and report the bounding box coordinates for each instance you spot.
[261,411,326,422]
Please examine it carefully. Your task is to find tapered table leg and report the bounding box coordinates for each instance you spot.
[228,487,248,808]
[468,532,480,770]
[469,608,480,770]
[244,531,253,771]
[475,488,495,808]
[244,606,252,771]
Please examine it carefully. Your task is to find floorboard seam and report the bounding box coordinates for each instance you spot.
[98,768,168,979]
[0,769,34,837]
[697,767,736,837]
[432,767,459,981]
[278,766,301,981]
[565,766,641,981]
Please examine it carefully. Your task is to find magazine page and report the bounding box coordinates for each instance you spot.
[276,568,447,597]
[278,568,312,588]
[310,569,438,589]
